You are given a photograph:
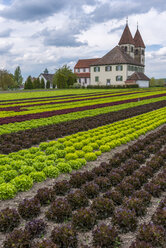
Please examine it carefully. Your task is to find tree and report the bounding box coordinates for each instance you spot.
[44,68,49,74]
[46,80,50,89]
[33,78,41,89]
[0,69,15,90]
[24,76,33,89]
[14,66,23,88]
[53,65,77,89]
[40,78,45,88]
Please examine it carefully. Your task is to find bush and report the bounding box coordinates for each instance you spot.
[29,171,46,182]
[99,144,111,152]
[117,182,135,197]
[81,171,96,182]
[92,166,107,177]
[69,172,87,188]
[65,153,78,161]
[112,207,137,232]
[67,189,89,210]
[0,183,17,200]
[0,208,20,232]
[3,229,31,248]
[137,223,166,246]
[82,145,93,153]
[0,177,5,185]
[93,223,120,248]
[51,224,77,248]
[107,172,122,186]
[33,162,46,171]
[133,190,151,206]
[82,182,100,199]
[94,177,111,192]
[91,196,114,219]
[35,187,55,205]
[103,190,123,205]
[144,182,162,197]
[25,219,46,239]
[75,150,85,158]
[123,176,141,190]
[1,170,18,182]
[11,175,33,192]
[56,162,72,173]
[32,239,57,248]
[43,166,60,178]
[19,166,36,175]
[18,198,41,220]
[84,152,97,161]
[68,160,82,170]
[45,198,72,222]
[72,208,96,231]
[123,197,146,216]
[152,208,166,228]
[53,180,70,195]
[64,146,76,153]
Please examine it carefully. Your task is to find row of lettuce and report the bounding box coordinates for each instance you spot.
[0,107,166,200]
[0,96,166,136]
[1,91,165,118]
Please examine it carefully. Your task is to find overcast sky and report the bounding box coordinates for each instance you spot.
[0,0,165,80]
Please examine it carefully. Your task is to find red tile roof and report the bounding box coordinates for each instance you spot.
[126,72,150,81]
[91,46,143,66]
[75,73,90,78]
[134,29,145,48]
[74,58,100,69]
[119,24,135,46]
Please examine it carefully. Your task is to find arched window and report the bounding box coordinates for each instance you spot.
[135,49,138,55]
[125,46,127,52]
[131,46,134,52]
[142,50,144,55]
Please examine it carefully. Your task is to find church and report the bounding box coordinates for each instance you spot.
[74,22,150,87]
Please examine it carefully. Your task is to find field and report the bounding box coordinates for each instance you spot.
[0,88,166,248]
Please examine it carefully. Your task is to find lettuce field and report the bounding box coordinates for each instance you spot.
[0,88,166,248]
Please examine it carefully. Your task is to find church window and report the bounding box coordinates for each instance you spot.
[94,67,100,72]
[116,76,123,81]
[142,50,144,55]
[125,46,127,52]
[105,66,112,71]
[116,65,123,71]
[131,47,134,52]
[95,76,99,82]
[135,49,138,55]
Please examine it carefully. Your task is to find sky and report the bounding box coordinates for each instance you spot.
[0,0,166,80]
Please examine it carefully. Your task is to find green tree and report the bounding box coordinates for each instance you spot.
[53,65,77,89]
[14,66,23,88]
[24,76,33,89]
[40,78,45,88]
[0,69,15,90]
[46,80,50,89]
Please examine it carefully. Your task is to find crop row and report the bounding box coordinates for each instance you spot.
[0,107,166,200]
[1,125,166,247]
[0,91,143,109]
[1,96,166,137]
[0,100,166,154]
[1,91,166,120]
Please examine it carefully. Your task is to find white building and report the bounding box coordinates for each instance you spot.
[39,73,54,88]
[74,23,150,87]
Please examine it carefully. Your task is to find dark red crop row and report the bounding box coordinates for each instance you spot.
[0,93,166,124]
[0,91,144,111]
[0,99,166,154]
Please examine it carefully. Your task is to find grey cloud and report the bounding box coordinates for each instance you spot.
[41,28,88,47]
[0,28,12,37]
[0,43,13,55]
[0,0,98,21]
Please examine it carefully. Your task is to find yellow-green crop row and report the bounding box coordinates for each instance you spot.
[0,106,166,200]
[1,91,165,118]
[0,96,166,135]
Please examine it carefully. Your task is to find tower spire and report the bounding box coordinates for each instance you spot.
[126,17,128,25]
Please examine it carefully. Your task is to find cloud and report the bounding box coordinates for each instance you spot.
[0,43,13,55]
[0,28,12,37]
[0,0,98,22]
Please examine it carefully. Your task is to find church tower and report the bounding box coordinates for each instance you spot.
[134,26,145,65]
[118,21,135,59]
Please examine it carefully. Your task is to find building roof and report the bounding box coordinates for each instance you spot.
[39,73,54,83]
[91,46,143,66]
[127,72,150,81]
[74,58,100,69]
[134,29,145,48]
[75,73,90,78]
[118,24,135,46]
